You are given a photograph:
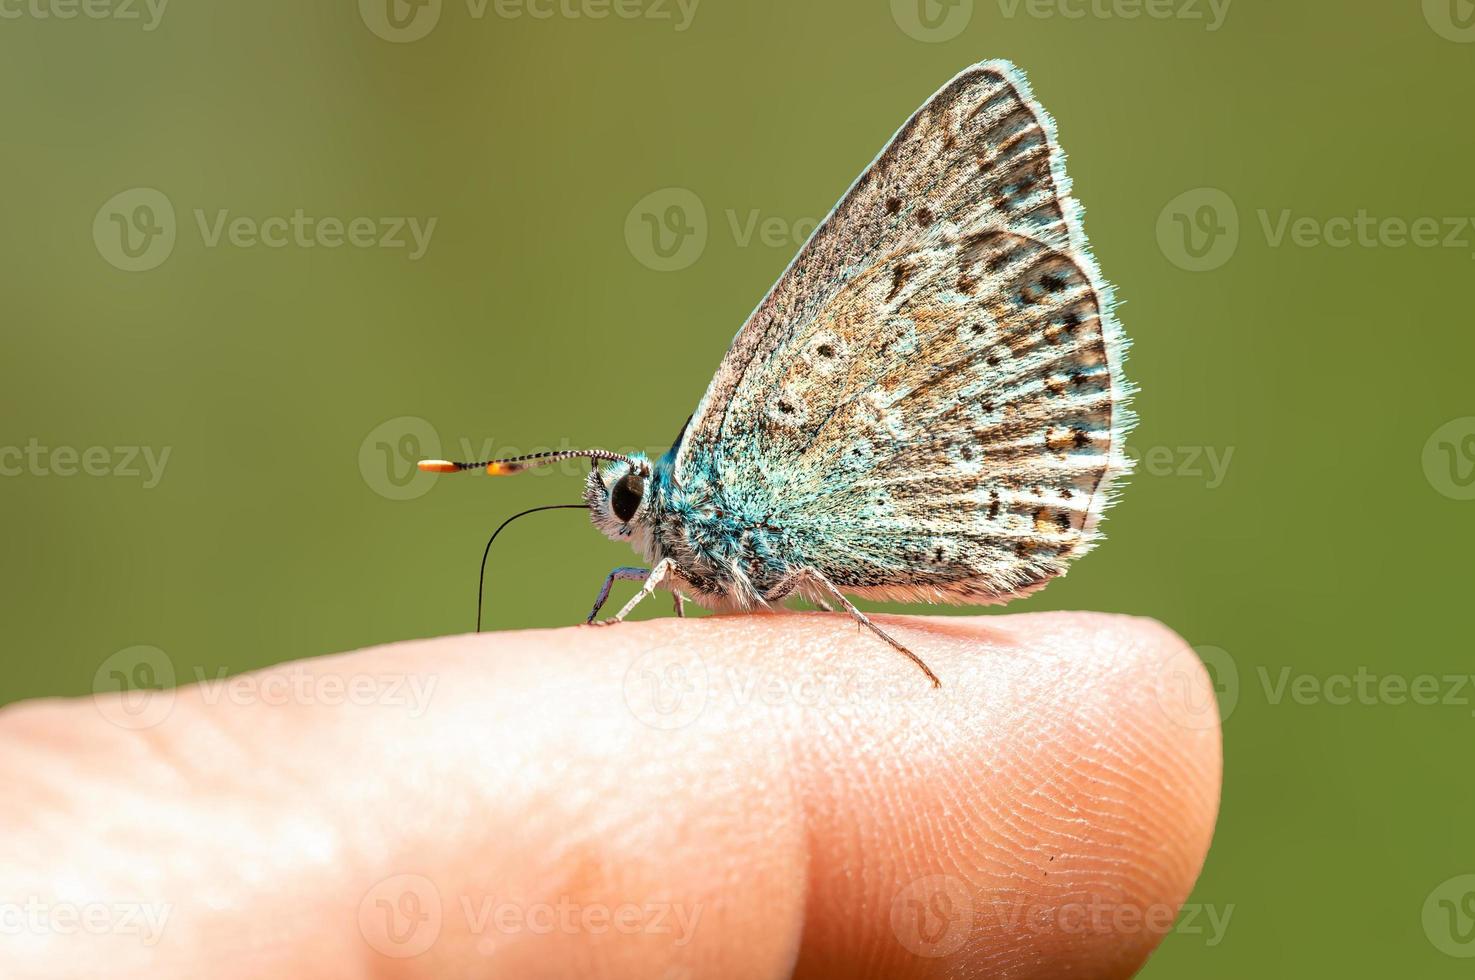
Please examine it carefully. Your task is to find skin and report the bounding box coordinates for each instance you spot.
[0,611,1220,979]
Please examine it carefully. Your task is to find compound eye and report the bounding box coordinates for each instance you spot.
[610,471,644,523]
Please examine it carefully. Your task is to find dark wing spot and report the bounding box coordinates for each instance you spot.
[885,197,902,215]
[885,263,915,302]
[917,207,935,228]
[934,546,945,562]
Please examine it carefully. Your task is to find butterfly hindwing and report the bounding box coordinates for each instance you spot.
[671,61,1131,604]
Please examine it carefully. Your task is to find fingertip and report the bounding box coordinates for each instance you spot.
[716,609,1224,978]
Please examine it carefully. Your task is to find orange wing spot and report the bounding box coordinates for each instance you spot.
[1044,428,1075,452]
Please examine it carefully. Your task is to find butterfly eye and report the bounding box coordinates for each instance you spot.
[610,471,644,523]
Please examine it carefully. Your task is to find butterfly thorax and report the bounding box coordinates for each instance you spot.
[644,456,798,609]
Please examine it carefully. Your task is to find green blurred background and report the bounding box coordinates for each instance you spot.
[4,0,1474,973]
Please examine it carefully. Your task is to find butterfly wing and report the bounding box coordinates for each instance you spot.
[673,61,1132,603]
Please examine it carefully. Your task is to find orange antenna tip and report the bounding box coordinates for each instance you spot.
[411,448,639,479]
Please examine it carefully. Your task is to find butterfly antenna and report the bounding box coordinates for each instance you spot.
[475,504,588,632]
[419,449,647,477]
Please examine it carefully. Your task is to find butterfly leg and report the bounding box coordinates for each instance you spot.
[802,570,941,688]
[594,558,678,627]
[586,566,648,624]
[673,591,687,618]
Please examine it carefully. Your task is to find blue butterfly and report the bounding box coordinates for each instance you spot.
[422,61,1133,686]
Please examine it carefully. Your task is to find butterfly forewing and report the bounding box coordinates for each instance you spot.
[674,61,1131,605]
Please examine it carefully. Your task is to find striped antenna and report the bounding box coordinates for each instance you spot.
[418,448,647,477]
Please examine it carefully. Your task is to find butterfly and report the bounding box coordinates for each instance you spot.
[421,60,1133,687]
